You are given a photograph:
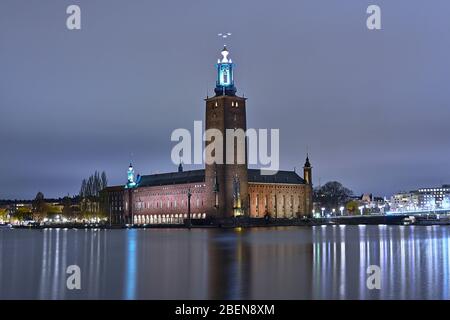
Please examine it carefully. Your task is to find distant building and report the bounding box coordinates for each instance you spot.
[389,184,450,212]
[100,185,125,225]
[349,193,388,215]
[390,192,419,211]
[417,185,450,209]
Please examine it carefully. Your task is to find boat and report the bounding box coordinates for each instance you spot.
[402,216,416,225]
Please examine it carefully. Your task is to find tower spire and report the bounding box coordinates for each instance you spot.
[303,154,312,185]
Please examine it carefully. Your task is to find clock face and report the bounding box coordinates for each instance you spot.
[219,64,231,86]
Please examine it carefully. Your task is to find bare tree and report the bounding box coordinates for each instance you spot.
[314,181,353,210]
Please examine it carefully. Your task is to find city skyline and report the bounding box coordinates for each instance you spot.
[1,0,450,199]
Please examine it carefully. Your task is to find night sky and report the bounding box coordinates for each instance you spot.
[1,0,449,199]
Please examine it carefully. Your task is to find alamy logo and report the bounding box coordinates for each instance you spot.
[366,5,381,30]
[66,5,81,30]
[66,265,81,290]
[171,121,280,175]
[366,265,381,290]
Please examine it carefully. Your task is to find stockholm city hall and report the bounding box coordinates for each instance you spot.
[103,46,313,225]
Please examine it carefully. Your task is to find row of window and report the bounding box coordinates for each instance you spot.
[134,198,204,211]
[252,194,302,206]
[212,101,240,108]
[418,188,450,193]
[133,213,206,225]
[250,186,301,191]
[422,194,446,198]
[134,187,205,198]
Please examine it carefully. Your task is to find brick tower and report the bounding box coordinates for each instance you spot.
[205,46,248,218]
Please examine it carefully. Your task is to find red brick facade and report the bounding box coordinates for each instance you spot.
[118,178,313,225]
[125,182,208,225]
[205,95,248,218]
[248,183,312,218]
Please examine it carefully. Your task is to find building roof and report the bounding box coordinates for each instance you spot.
[102,185,125,192]
[137,169,205,187]
[247,169,306,184]
[134,168,305,188]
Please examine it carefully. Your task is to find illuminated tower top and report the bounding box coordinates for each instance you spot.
[215,46,237,96]
[126,163,136,188]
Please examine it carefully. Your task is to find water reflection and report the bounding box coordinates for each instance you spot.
[0,226,449,299]
[125,229,137,300]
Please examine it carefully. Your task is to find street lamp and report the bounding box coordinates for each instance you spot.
[332,208,336,216]
[339,206,344,216]
[321,207,325,218]
[187,188,192,229]
[359,206,364,216]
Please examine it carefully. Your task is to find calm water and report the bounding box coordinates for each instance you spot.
[0,225,449,300]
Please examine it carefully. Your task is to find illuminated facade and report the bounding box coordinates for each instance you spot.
[389,184,450,212]
[103,46,313,225]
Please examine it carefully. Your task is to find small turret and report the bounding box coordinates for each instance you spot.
[303,154,312,185]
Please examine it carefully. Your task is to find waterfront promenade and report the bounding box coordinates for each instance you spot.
[4,214,450,230]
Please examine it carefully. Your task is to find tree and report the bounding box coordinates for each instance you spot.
[0,208,8,222]
[346,200,360,215]
[101,171,108,190]
[32,192,47,221]
[15,207,32,221]
[46,204,62,219]
[314,181,353,211]
[62,196,73,218]
[80,179,87,198]
[79,171,108,215]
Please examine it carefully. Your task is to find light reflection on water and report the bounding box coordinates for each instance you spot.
[0,225,449,299]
